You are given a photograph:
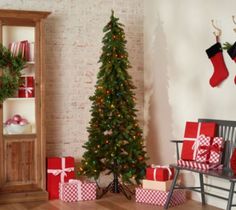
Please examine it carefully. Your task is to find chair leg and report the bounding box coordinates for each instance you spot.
[164,169,180,209]
[226,181,235,210]
[199,173,206,205]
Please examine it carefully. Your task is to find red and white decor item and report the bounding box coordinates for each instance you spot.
[181,122,217,161]
[142,179,172,192]
[4,114,31,134]
[177,159,223,170]
[18,76,35,98]
[135,188,185,207]
[195,135,212,163]
[208,137,224,164]
[59,179,96,202]
[146,165,174,181]
[47,157,75,199]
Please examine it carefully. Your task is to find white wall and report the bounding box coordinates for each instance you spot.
[144,0,236,208]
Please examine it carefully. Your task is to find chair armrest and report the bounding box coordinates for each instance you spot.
[170,140,183,161]
[171,140,183,143]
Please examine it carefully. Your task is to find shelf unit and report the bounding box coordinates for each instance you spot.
[0,9,50,203]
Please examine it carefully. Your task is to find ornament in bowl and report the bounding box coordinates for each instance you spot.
[4,114,32,134]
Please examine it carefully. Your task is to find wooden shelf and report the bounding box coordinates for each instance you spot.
[6,97,35,101]
[26,61,35,65]
[4,133,36,139]
[0,9,50,203]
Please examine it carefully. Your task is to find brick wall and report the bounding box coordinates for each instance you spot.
[0,0,144,160]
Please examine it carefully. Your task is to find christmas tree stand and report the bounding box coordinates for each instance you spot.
[97,173,134,200]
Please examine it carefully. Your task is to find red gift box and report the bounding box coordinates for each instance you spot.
[181,122,217,161]
[47,157,75,199]
[18,76,35,98]
[59,180,96,202]
[146,165,174,181]
[135,188,185,207]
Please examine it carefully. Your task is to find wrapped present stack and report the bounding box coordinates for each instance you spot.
[135,165,186,207]
[178,121,224,170]
[46,156,97,202]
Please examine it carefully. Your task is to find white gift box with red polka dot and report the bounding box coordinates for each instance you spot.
[135,187,185,207]
[59,180,96,202]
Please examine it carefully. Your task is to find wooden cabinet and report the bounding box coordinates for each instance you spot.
[0,9,50,203]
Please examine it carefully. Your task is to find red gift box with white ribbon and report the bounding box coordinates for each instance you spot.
[18,76,35,98]
[146,165,174,181]
[47,157,75,199]
[181,122,217,161]
[135,187,185,207]
[59,179,96,202]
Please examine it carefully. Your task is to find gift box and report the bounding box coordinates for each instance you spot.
[209,137,224,164]
[196,136,224,164]
[47,157,75,199]
[195,135,212,163]
[135,188,185,207]
[142,179,172,192]
[181,122,217,161]
[59,180,96,202]
[146,165,174,181]
[18,76,35,98]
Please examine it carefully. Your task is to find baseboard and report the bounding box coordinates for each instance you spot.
[0,190,48,204]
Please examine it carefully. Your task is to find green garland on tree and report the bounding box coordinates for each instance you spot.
[79,10,148,184]
[0,44,25,103]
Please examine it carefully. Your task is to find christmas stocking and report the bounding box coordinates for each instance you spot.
[206,42,229,87]
[227,42,236,84]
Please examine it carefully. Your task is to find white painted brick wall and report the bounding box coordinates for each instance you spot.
[0,0,144,160]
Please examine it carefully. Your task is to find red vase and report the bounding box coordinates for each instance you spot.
[230,148,236,174]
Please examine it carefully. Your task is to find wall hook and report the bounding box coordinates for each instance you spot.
[211,19,222,37]
[232,16,236,32]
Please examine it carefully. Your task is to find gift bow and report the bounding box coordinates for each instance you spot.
[198,143,223,158]
[19,85,33,97]
[151,164,172,180]
[47,157,74,183]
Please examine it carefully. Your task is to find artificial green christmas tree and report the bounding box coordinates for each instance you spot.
[79,10,147,198]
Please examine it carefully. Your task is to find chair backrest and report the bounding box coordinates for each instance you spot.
[198,118,236,170]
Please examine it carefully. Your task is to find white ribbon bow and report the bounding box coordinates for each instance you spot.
[151,164,172,180]
[47,157,74,183]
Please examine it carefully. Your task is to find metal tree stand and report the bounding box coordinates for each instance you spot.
[97,173,134,200]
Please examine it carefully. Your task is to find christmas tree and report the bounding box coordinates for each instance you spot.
[79,10,147,196]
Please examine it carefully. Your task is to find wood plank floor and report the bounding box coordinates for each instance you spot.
[0,193,222,210]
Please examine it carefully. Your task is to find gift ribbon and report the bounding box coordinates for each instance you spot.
[151,164,172,180]
[19,86,33,97]
[47,157,74,183]
[185,122,201,160]
[69,179,82,201]
[198,143,223,158]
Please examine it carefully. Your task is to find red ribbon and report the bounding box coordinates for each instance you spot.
[198,143,223,158]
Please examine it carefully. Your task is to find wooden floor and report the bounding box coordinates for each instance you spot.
[0,193,222,210]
